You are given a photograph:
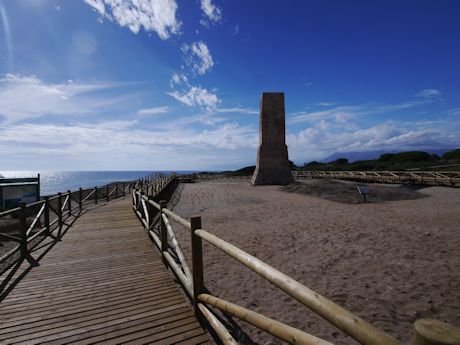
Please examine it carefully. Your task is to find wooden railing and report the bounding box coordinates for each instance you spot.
[0,182,132,280]
[293,170,460,187]
[133,173,175,195]
[131,180,460,345]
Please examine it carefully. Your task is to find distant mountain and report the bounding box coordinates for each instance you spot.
[320,148,456,163]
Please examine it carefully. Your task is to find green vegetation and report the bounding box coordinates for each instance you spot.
[302,148,460,171]
[209,149,460,177]
[232,165,256,176]
[442,149,460,160]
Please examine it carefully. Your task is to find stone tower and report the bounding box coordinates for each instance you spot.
[251,93,294,185]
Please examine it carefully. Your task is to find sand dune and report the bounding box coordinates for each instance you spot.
[171,179,460,345]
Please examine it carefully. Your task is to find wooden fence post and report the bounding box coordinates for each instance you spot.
[106,186,110,202]
[95,187,98,204]
[57,192,63,238]
[79,188,83,211]
[191,215,204,319]
[67,190,72,217]
[115,184,118,198]
[159,200,168,265]
[413,319,460,345]
[19,202,27,260]
[44,197,50,236]
[140,191,145,219]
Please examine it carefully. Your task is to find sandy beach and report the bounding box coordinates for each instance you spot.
[171,178,460,344]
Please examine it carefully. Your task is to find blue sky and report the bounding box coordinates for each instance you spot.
[0,0,459,170]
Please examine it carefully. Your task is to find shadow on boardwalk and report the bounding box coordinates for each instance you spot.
[0,197,210,344]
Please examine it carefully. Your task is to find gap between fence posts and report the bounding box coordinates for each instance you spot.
[159,200,168,266]
[191,215,204,320]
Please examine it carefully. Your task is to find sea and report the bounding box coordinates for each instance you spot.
[0,171,194,196]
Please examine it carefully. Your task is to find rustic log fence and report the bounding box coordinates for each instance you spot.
[0,182,134,286]
[132,177,460,345]
[293,170,460,187]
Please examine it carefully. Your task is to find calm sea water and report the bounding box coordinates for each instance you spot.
[0,171,192,196]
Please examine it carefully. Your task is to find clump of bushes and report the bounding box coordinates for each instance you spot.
[442,149,460,160]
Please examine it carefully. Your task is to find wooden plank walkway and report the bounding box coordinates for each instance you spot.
[0,197,211,345]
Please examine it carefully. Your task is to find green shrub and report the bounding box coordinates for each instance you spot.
[441,149,460,160]
[335,158,349,164]
[393,151,430,162]
[378,153,395,162]
[233,166,255,175]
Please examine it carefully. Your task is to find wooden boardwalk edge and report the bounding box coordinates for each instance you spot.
[0,197,212,345]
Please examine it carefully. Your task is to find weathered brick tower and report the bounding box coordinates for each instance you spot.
[251,92,295,185]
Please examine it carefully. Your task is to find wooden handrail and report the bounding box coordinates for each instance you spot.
[26,203,45,236]
[0,180,136,275]
[0,206,21,218]
[199,293,333,345]
[130,177,409,345]
[197,303,238,345]
[162,213,192,280]
[195,229,400,345]
[293,170,460,187]
[81,189,96,203]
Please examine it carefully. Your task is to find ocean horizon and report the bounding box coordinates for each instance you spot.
[0,171,198,196]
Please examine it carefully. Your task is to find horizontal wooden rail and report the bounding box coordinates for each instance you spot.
[199,293,333,345]
[0,207,21,218]
[195,229,400,345]
[293,170,460,187]
[163,251,193,296]
[0,180,137,278]
[131,178,410,345]
[162,207,192,230]
[197,303,238,345]
[81,189,96,203]
[132,176,460,345]
[26,204,45,236]
[162,213,192,280]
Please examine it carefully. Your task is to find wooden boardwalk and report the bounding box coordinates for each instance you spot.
[0,197,211,345]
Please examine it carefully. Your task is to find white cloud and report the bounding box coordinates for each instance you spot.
[181,41,214,75]
[168,107,257,127]
[72,31,97,55]
[317,101,334,106]
[232,24,239,36]
[84,0,106,16]
[0,74,128,123]
[168,86,219,110]
[199,0,222,25]
[169,72,188,88]
[84,0,181,40]
[136,106,170,116]
[0,120,257,170]
[214,107,258,114]
[448,108,460,116]
[289,101,426,124]
[287,121,459,163]
[416,89,442,98]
